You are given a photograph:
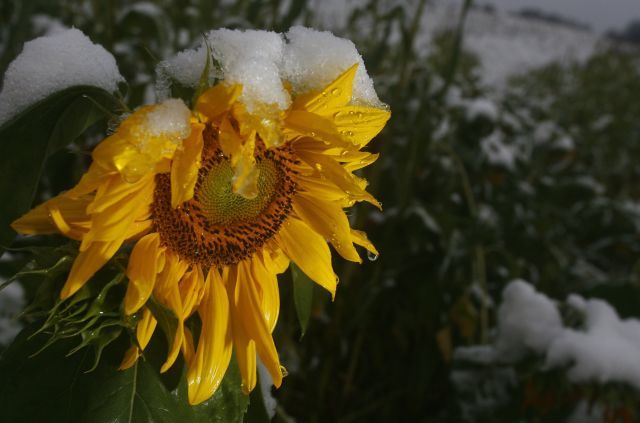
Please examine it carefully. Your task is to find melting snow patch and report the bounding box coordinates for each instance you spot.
[0,28,123,126]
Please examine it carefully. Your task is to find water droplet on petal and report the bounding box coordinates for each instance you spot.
[331,88,341,96]
[367,251,379,262]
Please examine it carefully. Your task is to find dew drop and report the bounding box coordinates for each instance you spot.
[280,365,289,377]
[331,88,341,96]
[315,163,323,171]
[367,251,379,262]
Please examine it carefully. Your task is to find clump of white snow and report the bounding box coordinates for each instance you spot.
[0,28,123,125]
[546,295,640,389]
[494,280,640,390]
[496,279,563,359]
[157,26,382,112]
[464,98,498,121]
[143,98,191,138]
[210,29,289,112]
[480,132,517,169]
[282,26,381,107]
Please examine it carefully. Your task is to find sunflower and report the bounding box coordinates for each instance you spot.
[11,63,389,404]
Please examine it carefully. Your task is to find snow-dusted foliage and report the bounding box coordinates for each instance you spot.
[495,280,640,390]
[0,28,123,125]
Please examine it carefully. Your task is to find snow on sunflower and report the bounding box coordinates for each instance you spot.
[12,59,389,404]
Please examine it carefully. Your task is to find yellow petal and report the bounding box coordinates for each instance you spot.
[119,307,158,370]
[180,265,205,319]
[331,106,390,146]
[195,83,242,122]
[233,260,282,387]
[171,123,205,208]
[340,151,379,172]
[227,264,257,393]
[182,326,196,365]
[276,217,337,298]
[293,193,361,263]
[11,194,91,239]
[231,131,259,199]
[187,268,233,405]
[219,117,242,159]
[296,174,347,202]
[351,229,379,256]
[263,248,290,275]
[150,253,189,373]
[81,175,155,248]
[124,233,165,315]
[252,255,280,333]
[292,64,358,113]
[284,111,349,148]
[60,239,122,299]
[295,149,380,209]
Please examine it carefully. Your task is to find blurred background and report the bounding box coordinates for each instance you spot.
[1,0,640,421]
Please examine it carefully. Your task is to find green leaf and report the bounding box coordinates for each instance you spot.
[0,325,249,423]
[291,263,314,337]
[172,355,250,423]
[0,86,119,250]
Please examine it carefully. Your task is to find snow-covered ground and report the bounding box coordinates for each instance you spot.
[313,0,601,88]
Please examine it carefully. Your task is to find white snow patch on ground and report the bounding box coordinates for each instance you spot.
[496,279,563,359]
[546,295,640,389]
[312,0,600,89]
[0,28,123,125]
[157,27,382,111]
[495,280,640,390]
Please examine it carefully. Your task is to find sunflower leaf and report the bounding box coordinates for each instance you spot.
[291,262,314,338]
[171,355,250,423]
[0,324,249,422]
[0,86,119,253]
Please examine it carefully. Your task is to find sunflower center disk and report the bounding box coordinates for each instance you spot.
[152,128,297,268]
[199,159,278,226]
